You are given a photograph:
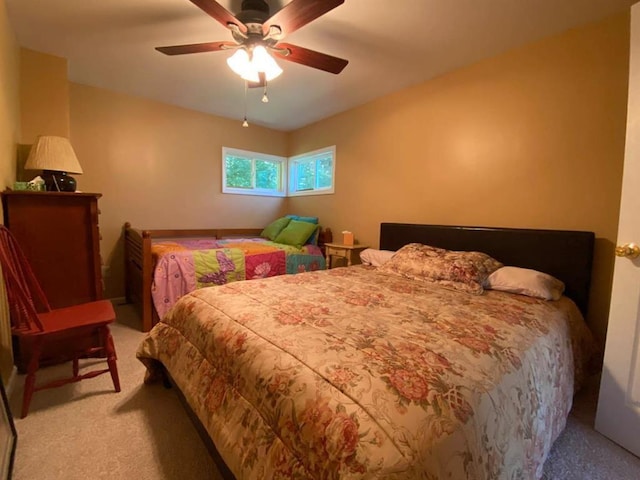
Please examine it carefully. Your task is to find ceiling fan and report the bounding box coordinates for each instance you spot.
[156,0,349,85]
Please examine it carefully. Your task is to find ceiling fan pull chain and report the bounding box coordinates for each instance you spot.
[262,81,269,103]
[242,81,249,127]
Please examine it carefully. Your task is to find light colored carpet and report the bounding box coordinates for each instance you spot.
[541,374,640,480]
[8,304,640,479]
[9,304,221,480]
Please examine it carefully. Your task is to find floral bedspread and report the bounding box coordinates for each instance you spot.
[137,265,594,479]
[151,237,325,319]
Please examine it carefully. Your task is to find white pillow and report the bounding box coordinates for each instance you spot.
[484,266,565,300]
[360,248,395,267]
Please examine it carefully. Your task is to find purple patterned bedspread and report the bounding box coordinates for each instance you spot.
[138,265,595,479]
[151,237,325,319]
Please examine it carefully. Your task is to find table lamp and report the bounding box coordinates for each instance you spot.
[23,136,83,192]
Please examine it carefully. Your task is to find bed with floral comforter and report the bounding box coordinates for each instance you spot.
[137,263,594,479]
[151,237,325,319]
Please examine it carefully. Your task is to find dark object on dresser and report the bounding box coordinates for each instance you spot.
[41,170,77,192]
[0,226,120,418]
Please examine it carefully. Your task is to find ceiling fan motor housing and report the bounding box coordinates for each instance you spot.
[237,0,271,25]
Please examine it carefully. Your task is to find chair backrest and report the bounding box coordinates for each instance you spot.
[0,226,50,334]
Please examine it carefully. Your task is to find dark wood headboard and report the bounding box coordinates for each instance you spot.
[379,223,595,316]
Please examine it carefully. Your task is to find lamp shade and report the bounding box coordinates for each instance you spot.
[24,136,83,174]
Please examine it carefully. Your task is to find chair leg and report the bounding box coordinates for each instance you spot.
[72,357,79,378]
[104,328,121,393]
[22,337,43,418]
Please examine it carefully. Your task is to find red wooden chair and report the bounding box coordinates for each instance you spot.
[0,225,120,418]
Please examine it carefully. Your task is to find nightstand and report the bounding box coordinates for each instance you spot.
[324,243,369,269]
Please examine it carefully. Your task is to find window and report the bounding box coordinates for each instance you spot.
[288,146,335,196]
[221,145,335,197]
[222,147,286,197]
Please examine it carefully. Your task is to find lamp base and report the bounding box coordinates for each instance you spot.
[42,170,77,192]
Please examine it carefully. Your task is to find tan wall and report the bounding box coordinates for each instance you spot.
[19,48,69,143]
[18,48,70,180]
[288,13,630,345]
[69,83,288,298]
[0,0,20,382]
[0,0,18,191]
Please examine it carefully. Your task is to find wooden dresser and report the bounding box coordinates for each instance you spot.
[1,191,104,371]
[1,190,103,308]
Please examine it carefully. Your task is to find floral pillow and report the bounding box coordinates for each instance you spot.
[378,243,503,294]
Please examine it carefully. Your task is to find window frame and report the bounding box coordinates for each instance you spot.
[222,147,287,197]
[287,146,336,197]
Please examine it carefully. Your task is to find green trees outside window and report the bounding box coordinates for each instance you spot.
[222,146,335,197]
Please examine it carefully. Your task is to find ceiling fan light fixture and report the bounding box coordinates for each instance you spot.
[252,45,282,81]
[227,48,260,82]
[226,45,282,83]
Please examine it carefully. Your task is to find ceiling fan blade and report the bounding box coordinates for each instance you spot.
[156,41,236,56]
[189,0,247,33]
[273,43,348,74]
[263,0,344,36]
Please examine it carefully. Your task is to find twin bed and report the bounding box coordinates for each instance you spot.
[135,222,596,479]
[123,222,329,332]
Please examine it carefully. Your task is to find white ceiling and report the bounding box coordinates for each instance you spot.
[6,0,635,131]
